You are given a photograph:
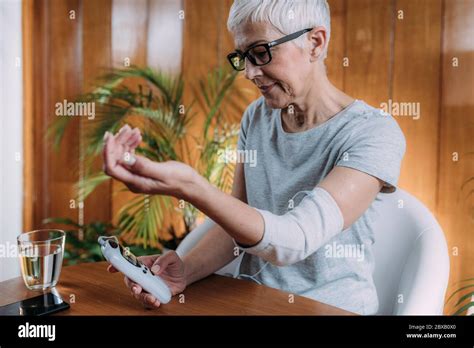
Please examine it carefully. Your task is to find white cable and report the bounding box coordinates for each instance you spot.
[236,251,270,285]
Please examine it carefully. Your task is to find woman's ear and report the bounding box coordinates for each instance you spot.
[308,26,327,62]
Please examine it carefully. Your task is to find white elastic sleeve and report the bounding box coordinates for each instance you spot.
[233,187,344,266]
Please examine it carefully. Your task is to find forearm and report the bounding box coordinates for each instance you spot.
[182,223,237,286]
[186,175,264,247]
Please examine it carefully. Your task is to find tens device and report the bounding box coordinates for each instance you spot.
[0,292,70,316]
[98,236,172,304]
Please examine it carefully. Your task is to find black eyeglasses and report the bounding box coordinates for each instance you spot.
[227,28,313,71]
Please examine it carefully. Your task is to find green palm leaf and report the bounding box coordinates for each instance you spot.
[453,301,474,316]
[76,172,111,201]
[117,194,172,248]
[445,284,474,303]
[46,64,250,249]
[455,290,474,307]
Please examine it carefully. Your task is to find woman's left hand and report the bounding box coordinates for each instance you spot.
[102,124,199,200]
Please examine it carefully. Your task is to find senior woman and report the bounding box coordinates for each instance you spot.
[103,0,406,315]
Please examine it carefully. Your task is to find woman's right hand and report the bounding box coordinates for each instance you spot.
[107,250,186,308]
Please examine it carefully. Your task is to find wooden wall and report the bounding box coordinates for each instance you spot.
[437,0,474,313]
[324,0,474,315]
[23,0,473,313]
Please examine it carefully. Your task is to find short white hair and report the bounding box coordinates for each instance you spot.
[227,0,331,59]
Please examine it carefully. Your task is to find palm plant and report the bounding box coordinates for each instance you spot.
[446,278,474,315]
[48,65,252,250]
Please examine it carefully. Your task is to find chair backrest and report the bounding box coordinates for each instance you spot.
[371,188,450,315]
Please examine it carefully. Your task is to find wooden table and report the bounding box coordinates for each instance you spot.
[0,261,353,315]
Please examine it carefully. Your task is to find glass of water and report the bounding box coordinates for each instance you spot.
[17,229,66,291]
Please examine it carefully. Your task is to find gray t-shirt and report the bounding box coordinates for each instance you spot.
[236,97,406,315]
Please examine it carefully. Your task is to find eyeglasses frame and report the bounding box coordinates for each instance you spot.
[227,28,314,71]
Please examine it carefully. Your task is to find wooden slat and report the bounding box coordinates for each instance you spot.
[181,0,222,138]
[21,0,37,232]
[393,0,443,213]
[33,0,50,226]
[176,0,227,236]
[47,0,83,226]
[182,0,221,79]
[344,0,392,106]
[23,0,50,231]
[438,0,474,314]
[327,0,346,90]
[82,0,113,224]
[110,0,149,228]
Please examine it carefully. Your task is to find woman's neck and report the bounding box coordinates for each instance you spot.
[281,74,355,133]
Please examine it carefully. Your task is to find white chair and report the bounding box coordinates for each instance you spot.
[176,188,450,315]
[371,188,449,315]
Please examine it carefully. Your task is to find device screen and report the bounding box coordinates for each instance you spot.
[0,293,70,316]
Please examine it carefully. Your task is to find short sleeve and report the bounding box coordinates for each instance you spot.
[236,102,253,151]
[335,112,406,193]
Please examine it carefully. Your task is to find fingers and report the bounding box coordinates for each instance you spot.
[104,153,136,183]
[106,125,133,166]
[115,125,141,152]
[139,292,161,308]
[103,125,143,175]
[124,276,142,296]
[102,125,140,157]
[131,131,142,149]
[107,264,118,273]
[103,130,111,143]
[102,124,176,196]
[102,131,113,172]
[125,128,141,149]
[151,250,178,275]
[124,276,141,293]
[103,130,117,172]
[103,133,145,185]
[107,253,164,310]
[115,124,132,144]
[137,254,160,268]
[124,276,161,308]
